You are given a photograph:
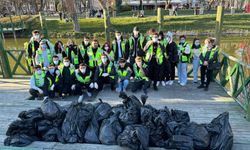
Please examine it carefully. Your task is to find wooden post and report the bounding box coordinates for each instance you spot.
[0,35,12,78]
[157,7,163,31]
[103,9,111,43]
[39,12,49,39]
[9,15,17,41]
[215,6,224,46]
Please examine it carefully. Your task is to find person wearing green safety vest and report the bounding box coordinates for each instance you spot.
[56,57,75,98]
[54,40,65,61]
[86,39,104,71]
[95,54,116,91]
[112,31,129,63]
[35,40,52,68]
[128,26,146,66]
[145,28,157,42]
[65,39,79,68]
[198,38,219,91]
[177,35,191,86]
[158,31,168,48]
[45,63,61,98]
[143,32,165,91]
[52,55,62,69]
[27,65,49,100]
[24,30,41,66]
[102,42,115,62]
[131,57,151,95]
[190,38,202,83]
[116,58,131,93]
[72,63,95,102]
[78,36,91,64]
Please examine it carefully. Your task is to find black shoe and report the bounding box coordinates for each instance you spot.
[26,96,35,100]
[197,85,205,89]
[204,87,209,91]
[143,89,148,95]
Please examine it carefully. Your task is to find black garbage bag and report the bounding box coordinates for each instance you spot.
[154,107,172,126]
[6,119,36,137]
[171,109,190,123]
[84,119,100,144]
[119,92,142,109]
[37,120,53,137]
[41,99,63,120]
[18,108,44,122]
[99,114,123,145]
[93,99,112,122]
[165,121,188,137]
[119,106,140,127]
[165,135,194,150]
[4,134,37,147]
[206,112,233,150]
[61,102,94,143]
[42,127,62,142]
[182,122,210,149]
[117,124,149,150]
[140,105,157,127]
[111,104,125,115]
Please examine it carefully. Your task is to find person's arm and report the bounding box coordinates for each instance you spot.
[30,76,40,90]
[125,40,129,60]
[94,67,100,82]
[28,43,33,58]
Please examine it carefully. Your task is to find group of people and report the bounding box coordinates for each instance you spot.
[25,27,220,101]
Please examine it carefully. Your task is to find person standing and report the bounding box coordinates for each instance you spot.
[65,39,79,68]
[78,36,91,64]
[112,31,129,64]
[165,31,178,85]
[35,40,53,68]
[191,38,202,83]
[178,35,191,86]
[102,42,114,62]
[54,40,64,61]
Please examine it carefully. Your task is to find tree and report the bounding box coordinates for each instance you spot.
[98,0,111,42]
[63,0,80,32]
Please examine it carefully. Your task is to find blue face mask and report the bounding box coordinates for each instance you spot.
[41,44,47,49]
[49,68,55,74]
[180,39,185,44]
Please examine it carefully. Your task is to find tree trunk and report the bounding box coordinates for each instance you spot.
[71,13,80,32]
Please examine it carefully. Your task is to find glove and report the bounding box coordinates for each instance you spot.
[55,70,60,76]
[89,82,94,88]
[70,64,74,68]
[51,84,55,91]
[43,67,48,71]
[38,88,43,94]
[71,84,76,90]
[94,82,98,89]
[102,73,109,77]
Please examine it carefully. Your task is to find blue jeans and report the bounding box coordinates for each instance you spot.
[118,79,129,92]
[178,63,188,85]
[193,57,200,82]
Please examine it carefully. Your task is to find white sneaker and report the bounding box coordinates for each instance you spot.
[169,80,174,85]
[161,81,166,86]
[86,92,92,97]
[165,81,170,85]
[156,81,160,87]
[78,95,84,103]
[178,80,181,83]
[43,96,48,101]
[180,83,186,86]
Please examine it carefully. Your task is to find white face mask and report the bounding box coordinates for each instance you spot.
[102,58,107,63]
[104,46,109,51]
[152,38,158,43]
[195,42,200,46]
[64,61,70,67]
[80,68,86,73]
[53,60,59,65]
[180,39,185,44]
[34,34,40,40]
[116,35,121,40]
[36,70,42,75]
[133,31,139,37]
[84,41,89,45]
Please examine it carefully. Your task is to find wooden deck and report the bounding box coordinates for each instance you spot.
[0,78,250,150]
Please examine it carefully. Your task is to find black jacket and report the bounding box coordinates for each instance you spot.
[166,41,179,63]
[112,38,129,61]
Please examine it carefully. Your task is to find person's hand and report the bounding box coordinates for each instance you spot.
[94,82,98,89]
[38,88,43,94]
[102,73,109,77]
[71,84,76,90]
[204,61,208,66]
[130,76,134,80]
[51,84,55,91]
[89,82,94,88]
[43,67,48,71]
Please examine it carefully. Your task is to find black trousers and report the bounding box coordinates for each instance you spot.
[167,61,178,81]
[29,85,49,98]
[148,58,163,85]
[131,79,151,92]
[200,65,213,87]
[72,82,93,95]
[58,81,72,95]
[163,59,172,81]
[97,76,115,91]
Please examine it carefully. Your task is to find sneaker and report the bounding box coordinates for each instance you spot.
[78,95,84,103]
[180,83,186,86]
[26,96,35,100]
[204,86,209,91]
[169,80,174,85]
[43,96,48,101]
[161,81,166,86]
[178,80,180,83]
[86,92,92,97]
[156,81,160,87]
[193,81,198,84]
[197,85,205,89]
[165,81,170,85]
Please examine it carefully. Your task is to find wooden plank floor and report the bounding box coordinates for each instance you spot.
[0,79,250,150]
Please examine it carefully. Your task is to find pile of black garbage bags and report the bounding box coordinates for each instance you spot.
[5,93,233,150]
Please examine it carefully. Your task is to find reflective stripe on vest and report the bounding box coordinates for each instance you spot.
[133,63,148,80]
[99,62,114,79]
[87,47,103,68]
[200,48,217,65]
[129,35,144,50]
[179,42,189,63]
[145,45,163,64]
[117,68,128,77]
[76,72,92,84]
[34,72,45,87]
[37,49,52,64]
[66,47,79,65]
[113,40,126,56]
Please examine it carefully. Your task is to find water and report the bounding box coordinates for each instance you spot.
[3,35,250,60]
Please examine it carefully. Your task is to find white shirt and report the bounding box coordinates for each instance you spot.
[117,40,122,59]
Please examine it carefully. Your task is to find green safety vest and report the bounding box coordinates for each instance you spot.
[55,65,75,82]
[178,42,190,63]
[33,71,45,87]
[133,63,148,81]
[129,35,144,50]
[112,40,126,56]
[160,38,168,48]
[117,68,129,78]
[87,47,103,68]
[79,44,89,59]
[24,40,35,65]
[76,71,92,84]
[66,47,79,65]
[99,62,115,79]
[200,47,218,65]
[37,48,52,65]
[145,45,164,65]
